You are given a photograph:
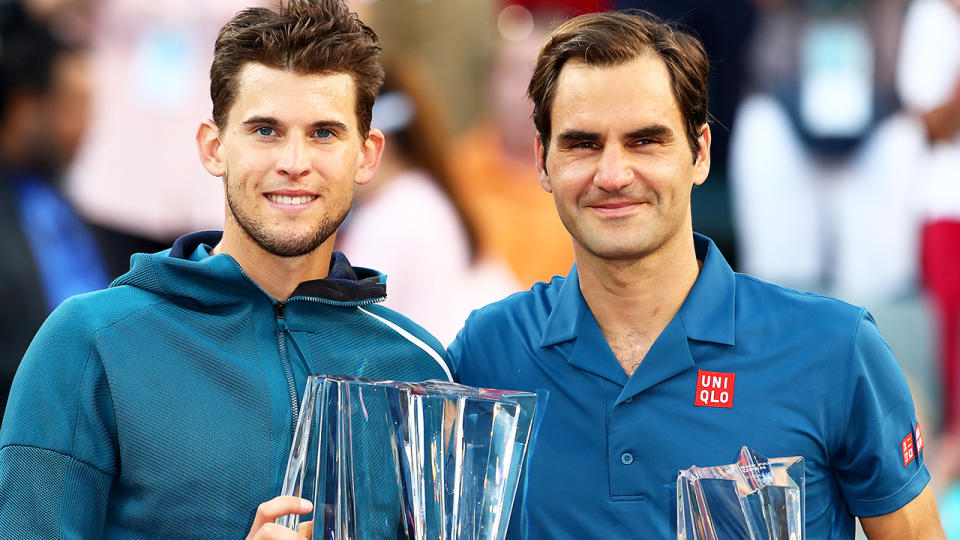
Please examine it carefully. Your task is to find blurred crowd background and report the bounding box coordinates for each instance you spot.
[1,0,959,533]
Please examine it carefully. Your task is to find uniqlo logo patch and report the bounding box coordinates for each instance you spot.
[695,370,735,408]
[915,423,924,452]
[902,434,916,467]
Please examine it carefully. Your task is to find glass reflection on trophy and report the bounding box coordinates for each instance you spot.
[677,446,805,540]
[277,376,540,540]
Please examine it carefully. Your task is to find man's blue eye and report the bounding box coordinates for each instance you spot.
[316,128,332,139]
[257,127,274,137]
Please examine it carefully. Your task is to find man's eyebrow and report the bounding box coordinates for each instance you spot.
[309,120,348,132]
[556,125,675,146]
[556,130,600,145]
[625,124,673,140]
[241,116,281,127]
[239,117,349,133]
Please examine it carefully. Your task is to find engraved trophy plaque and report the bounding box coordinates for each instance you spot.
[677,446,805,540]
[277,376,540,540]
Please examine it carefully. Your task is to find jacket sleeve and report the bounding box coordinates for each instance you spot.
[0,296,118,537]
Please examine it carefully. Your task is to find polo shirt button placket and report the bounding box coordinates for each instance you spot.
[620,452,634,465]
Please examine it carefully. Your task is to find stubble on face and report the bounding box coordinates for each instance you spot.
[544,56,706,265]
[224,166,352,258]
[212,66,366,261]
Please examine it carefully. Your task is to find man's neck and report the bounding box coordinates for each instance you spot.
[576,232,701,376]
[212,224,336,302]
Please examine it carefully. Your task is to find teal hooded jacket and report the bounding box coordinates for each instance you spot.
[0,231,451,538]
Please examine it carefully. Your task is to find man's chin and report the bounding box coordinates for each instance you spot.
[247,228,334,258]
[258,239,327,258]
[579,239,657,262]
[227,202,345,260]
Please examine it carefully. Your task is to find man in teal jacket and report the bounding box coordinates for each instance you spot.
[0,1,450,538]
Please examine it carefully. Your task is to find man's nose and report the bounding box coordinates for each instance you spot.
[593,145,635,192]
[276,137,311,179]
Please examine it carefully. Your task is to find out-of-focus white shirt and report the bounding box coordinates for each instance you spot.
[897,0,960,220]
[67,0,268,239]
[339,169,520,346]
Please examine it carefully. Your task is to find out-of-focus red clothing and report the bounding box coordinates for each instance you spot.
[507,0,613,13]
[923,220,960,430]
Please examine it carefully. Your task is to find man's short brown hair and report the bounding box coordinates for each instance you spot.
[528,10,709,161]
[210,0,383,136]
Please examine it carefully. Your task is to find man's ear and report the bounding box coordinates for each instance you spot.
[692,123,711,186]
[196,120,225,177]
[535,134,552,193]
[355,128,385,185]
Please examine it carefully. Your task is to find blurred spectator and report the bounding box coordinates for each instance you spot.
[367,0,608,136]
[66,0,267,253]
[449,7,575,288]
[511,0,612,13]
[897,0,960,435]
[2,0,98,44]
[730,0,913,303]
[0,20,108,418]
[728,2,945,459]
[368,0,498,133]
[338,60,519,345]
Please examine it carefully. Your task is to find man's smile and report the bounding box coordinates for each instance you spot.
[264,190,319,207]
[586,199,649,217]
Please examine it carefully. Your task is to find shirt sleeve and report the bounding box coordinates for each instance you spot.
[0,298,118,537]
[831,310,930,517]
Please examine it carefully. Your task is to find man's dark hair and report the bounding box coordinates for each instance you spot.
[0,25,64,124]
[528,10,709,162]
[210,0,384,136]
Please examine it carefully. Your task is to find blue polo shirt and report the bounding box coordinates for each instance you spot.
[447,234,929,539]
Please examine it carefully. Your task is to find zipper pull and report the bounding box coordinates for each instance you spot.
[274,302,287,330]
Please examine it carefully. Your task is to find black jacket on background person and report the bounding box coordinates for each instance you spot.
[0,172,50,421]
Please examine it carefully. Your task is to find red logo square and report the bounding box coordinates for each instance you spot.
[902,434,916,467]
[915,423,924,452]
[695,370,735,408]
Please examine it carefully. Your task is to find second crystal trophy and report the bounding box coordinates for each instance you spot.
[277,375,540,540]
[677,447,805,540]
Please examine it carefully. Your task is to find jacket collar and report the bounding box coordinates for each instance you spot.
[169,230,220,258]
[116,230,387,306]
[539,233,736,348]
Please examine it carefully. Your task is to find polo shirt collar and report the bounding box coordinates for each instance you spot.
[679,233,736,346]
[538,233,736,349]
[539,264,586,348]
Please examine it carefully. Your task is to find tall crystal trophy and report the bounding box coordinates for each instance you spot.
[277,376,540,540]
[677,447,805,540]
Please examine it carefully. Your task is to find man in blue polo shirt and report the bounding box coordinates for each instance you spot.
[446,10,945,539]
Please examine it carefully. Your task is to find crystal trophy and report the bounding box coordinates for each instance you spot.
[277,375,540,540]
[677,447,805,540]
